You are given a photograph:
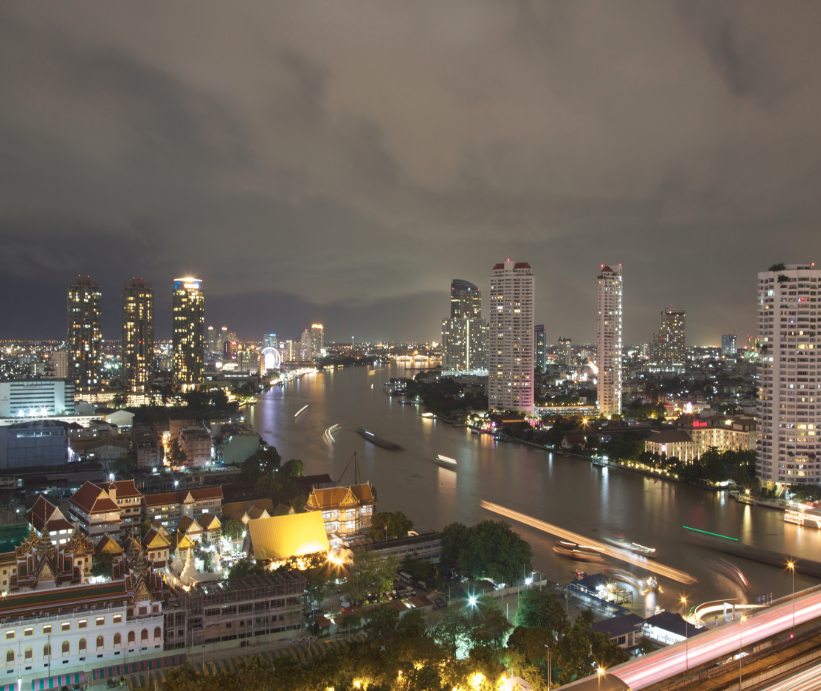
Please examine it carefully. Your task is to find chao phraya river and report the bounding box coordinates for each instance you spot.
[246,364,820,615]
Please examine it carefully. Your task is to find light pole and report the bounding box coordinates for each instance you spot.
[597,666,605,691]
[739,616,746,689]
[545,642,551,691]
[787,561,796,631]
[681,596,689,674]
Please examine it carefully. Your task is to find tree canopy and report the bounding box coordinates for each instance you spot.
[442,520,533,586]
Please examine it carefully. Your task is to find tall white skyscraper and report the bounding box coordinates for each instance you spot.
[488,260,534,414]
[597,265,623,418]
[756,263,820,487]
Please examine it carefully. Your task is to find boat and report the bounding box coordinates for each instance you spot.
[435,454,457,469]
[592,458,608,468]
[421,412,435,418]
[604,568,659,592]
[553,540,605,562]
[357,428,402,451]
[399,399,415,405]
[712,559,750,589]
[602,536,657,558]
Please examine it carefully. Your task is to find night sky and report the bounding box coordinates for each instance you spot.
[2,2,821,345]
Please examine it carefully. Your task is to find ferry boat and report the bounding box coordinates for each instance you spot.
[602,536,657,558]
[553,540,605,562]
[435,454,457,469]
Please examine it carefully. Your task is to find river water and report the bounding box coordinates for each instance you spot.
[246,364,820,616]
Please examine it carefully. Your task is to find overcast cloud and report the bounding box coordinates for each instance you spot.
[1,1,820,345]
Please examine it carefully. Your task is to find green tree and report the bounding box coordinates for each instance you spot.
[222,518,245,540]
[363,604,400,644]
[341,548,398,606]
[515,589,568,638]
[458,520,533,586]
[109,453,138,476]
[280,458,304,477]
[90,553,114,579]
[168,438,188,466]
[440,522,468,562]
[369,510,415,542]
[228,558,266,579]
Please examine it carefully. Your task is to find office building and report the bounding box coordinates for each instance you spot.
[311,324,324,357]
[450,279,482,319]
[172,278,204,388]
[67,276,102,390]
[300,329,313,361]
[722,334,738,357]
[265,333,278,348]
[558,337,572,367]
[207,326,218,353]
[488,260,534,414]
[0,379,75,417]
[534,325,546,373]
[122,278,154,392]
[756,263,821,487]
[0,420,70,470]
[597,265,623,418]
[281,341,299,363]
[653,308,686,365]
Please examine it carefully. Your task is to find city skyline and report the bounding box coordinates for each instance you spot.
[3,3,821,343]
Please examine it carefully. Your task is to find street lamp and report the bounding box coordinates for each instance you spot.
[681,596,689,674]
[597,666,605,691]
[787,561,796,631]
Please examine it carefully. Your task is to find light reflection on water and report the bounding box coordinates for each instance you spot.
[247,364,820,611]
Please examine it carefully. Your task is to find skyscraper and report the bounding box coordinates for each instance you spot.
[652,308,686,365]
[122,278,154,392]
[300,329,313,360]
[756,263,820,488]
[488,260,534,413]
[207,326,219,353]
[172,278,204,388]
[311,324,324,357]
[558,337,573,367]
[265,333,278,349]
[67,276,102,390]
[597,265,622,418]
[722,334,738,357]
[450,279,482,319]
[534,325,546,373]
[442,279,488,375]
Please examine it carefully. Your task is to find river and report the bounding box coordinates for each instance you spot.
[245,364,820,616]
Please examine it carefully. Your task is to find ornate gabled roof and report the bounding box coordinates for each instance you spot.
[95,535,124,556]
[69,481,120,515]
[99,479,143,500]
[143,486,222,507]
[174,533,196,551]
[198,514,221,531]
[177,516,202,535]
[143,527,171,550]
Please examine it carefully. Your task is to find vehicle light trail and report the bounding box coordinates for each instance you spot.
[480,500,697,584]
[294,405,308,418]
[759,659,821,690]
[560,587,821,689]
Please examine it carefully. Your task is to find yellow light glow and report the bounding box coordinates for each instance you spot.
[470,672,485,689]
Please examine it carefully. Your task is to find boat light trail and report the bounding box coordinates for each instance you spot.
[294,405,308,418]
[480,500,697,585]
[684,526,739,541]
[323,423,340,445]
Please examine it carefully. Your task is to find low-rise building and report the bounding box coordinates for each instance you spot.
[304,483,376,536]
[591,613,645,650]
[163,572,304,650]
[644,430,700,463]
[366,531,442,564]
[642,611,703,646]
[179,426,212,467]
[25,496,75,544]
[0,421,70,470]
[142,487,223,529]
[133,424,163,469]
[221,499,274,525]
[68,481,122,543]
[99,479,144,533]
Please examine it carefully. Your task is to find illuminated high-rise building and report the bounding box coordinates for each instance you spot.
[67,276,102,390]
[450,279,482,319]
[300,329,313,361]
[558,337,572,367]
[311,324,324,357]
[722,334,737,357]
[756,263,821,487]
[597,265,622,418]
[122,278,154,392]
[488,260,534,413]
[265,333,278,349]
[534,325,546,373]
[207,326,219,353]
[172,278,204,387]
[442,278,488,375]
[652,308,686,365]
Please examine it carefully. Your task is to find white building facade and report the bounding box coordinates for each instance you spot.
[756,263,821,487]
[0,380,76,418]
[597,265,623,419]
[488,260,534,414]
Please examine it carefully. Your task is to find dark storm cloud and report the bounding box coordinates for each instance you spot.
[1,1,820,344]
